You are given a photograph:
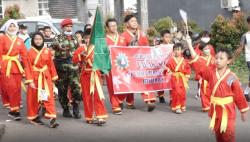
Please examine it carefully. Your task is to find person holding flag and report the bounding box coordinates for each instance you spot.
[186,35,249,142]
[121,14,156,112]
[72,7,109,126]
[196,43,216,112]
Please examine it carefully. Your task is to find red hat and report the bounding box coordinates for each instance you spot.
[61,18,73,28]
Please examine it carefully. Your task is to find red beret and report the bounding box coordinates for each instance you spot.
[61,18,73,28]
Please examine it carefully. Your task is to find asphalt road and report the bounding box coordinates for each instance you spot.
[0,81,249,142]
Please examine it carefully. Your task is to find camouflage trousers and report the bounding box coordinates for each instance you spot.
[55,63,81,110]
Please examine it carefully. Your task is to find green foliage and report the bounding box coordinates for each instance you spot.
[0,4,22,26]
[210,13,249,83]
[177,20,202,33]
[210,13,247,51]
[153,17,175,33]
[230,54,248,83]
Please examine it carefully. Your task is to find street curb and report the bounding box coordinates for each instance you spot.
[0,123,5,140]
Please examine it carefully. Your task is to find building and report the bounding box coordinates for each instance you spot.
[147,0,250,30]
[0,0,102,24]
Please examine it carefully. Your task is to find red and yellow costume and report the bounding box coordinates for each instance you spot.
[191,55,249,142]
[106,33,127,112]
[121,30,156,104]
[0,34,30,112]
[26,47,58,120]
[199,55,216,111]
[72,45,108,121]
[166,57,191,111]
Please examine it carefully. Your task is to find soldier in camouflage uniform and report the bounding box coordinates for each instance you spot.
[53,19,81,118]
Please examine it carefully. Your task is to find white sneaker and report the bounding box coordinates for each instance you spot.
[175,109,182,114]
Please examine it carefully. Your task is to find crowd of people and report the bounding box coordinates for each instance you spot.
[0,14,249,142]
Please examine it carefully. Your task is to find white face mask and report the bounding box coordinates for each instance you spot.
[201,37,210,43]
[203,49,210,55]
[64,31,72,36]
[7,31,17,36]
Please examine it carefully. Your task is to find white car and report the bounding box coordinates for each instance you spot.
[1,18,85,36]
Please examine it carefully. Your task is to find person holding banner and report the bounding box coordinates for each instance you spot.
[26,32,59,128]
[122,14,156,112]
[165,43,191,114]
[72,44,108,126]
[186,36,249,142]
[0,19,31,120]
[157,29,174,104]
[105,18,126,115]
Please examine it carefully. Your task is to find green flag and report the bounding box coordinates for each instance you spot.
[91,7,111,74]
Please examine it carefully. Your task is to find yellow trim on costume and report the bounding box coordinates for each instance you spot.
[85,117,94,121]
[240,107,249,113]
[52,76,58,81]
[33,65,50,102]
[2,55,25,77]
[171,105,181,111]
[202,107,210,111]
[106,34,119,46]
[189,55,199,63]
[209,96,233,133]
[10,107,20,111]
[6,36,17,55]
[21,81,27,93]
[27,115,38,120]
[174,57,184,72]
[3,103,10,107]
[173,72,189,89]
[209,69,231,133]
[113,108,121,111]
[96,115,108,119]
[78,54,82,61]
[25,80,33,84]
[144,98,157,102]
[45,113,56,118]
[90,71,105,100]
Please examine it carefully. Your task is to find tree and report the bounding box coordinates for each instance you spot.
[0,4,23,26]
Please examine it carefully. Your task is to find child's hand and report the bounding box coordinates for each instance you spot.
[241,112,247,122]
[29,82,36,89]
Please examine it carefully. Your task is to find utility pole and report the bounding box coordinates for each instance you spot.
[114,0,124,25]
[137,0,149,32]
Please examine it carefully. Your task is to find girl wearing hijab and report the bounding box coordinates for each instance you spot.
[0,19,32,121]
[26,32,59,128]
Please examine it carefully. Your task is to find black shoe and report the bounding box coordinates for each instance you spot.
[119,103,124,110]
[39,107,46,117]
[159,96,166,103]
[126,104,136,109]
[30,117,44,125]
[147,103,156,112]
[63,108,73,118]
[245,94,250,102]
[8,111,21,121]
[49,118,59,128]
[72,102,81,119]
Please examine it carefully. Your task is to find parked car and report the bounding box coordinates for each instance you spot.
[0,18,85,36]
